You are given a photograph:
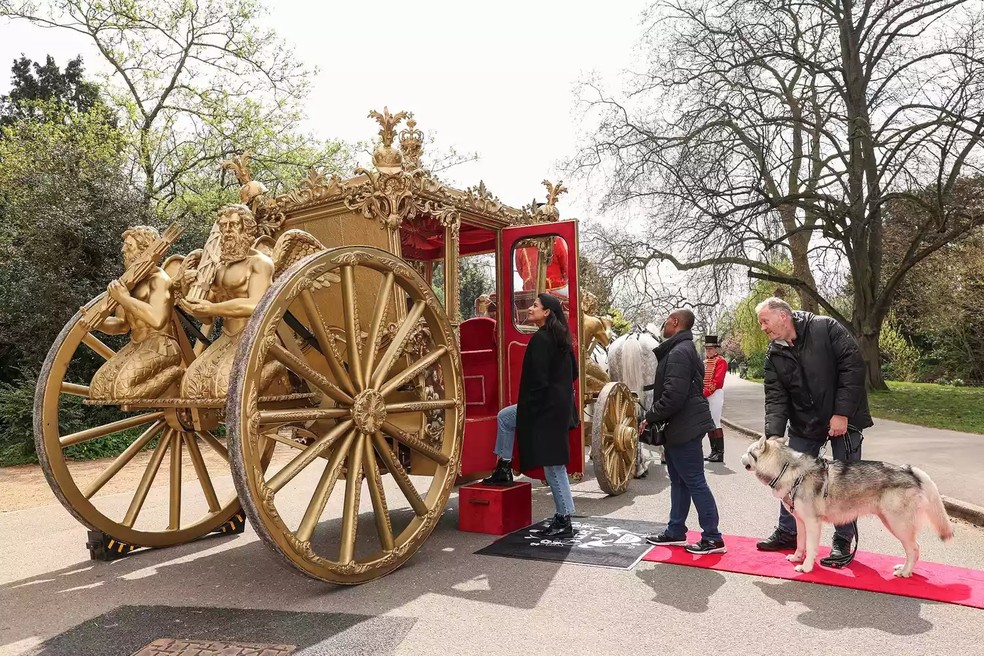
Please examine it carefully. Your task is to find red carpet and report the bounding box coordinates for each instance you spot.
[641,532,984,610]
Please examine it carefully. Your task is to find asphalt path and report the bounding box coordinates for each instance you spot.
[1,428,982,656]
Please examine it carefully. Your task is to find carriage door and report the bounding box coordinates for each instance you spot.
[499,219,583,475]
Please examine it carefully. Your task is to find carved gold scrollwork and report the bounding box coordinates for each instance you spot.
[399,114,424,171]
[426,201,461,240]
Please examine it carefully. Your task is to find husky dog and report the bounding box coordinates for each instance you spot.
[740,436,953,577]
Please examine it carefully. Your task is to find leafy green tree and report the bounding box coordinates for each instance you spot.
[0,0,352,218]
[0,54,101,126]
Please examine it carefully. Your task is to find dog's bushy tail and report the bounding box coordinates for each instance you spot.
[912,466,954,541]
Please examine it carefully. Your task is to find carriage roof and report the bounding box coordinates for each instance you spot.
[231,108,570,260]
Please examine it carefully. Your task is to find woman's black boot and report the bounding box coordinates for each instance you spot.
[482,458,513,486]
[543,515,573,539]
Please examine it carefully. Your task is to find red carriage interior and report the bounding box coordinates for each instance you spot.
[398,214,581,479]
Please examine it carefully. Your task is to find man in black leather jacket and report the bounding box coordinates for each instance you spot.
[754,297,873,563]
[642,308,725,555]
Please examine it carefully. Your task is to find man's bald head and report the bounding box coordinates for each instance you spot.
[662,308,695,338]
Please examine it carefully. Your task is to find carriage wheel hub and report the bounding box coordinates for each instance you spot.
[614,424,636,452]
[352,389,386,434]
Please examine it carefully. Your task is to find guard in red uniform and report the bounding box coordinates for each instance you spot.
[702,336,727,462]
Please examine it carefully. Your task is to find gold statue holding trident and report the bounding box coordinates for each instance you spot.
[178,204,279,399]
[88,225,185,401]
[177,201,327,400]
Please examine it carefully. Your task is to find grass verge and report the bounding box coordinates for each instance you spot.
[868,381,984,435]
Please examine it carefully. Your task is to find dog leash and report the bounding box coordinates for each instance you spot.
[814,426,864,568]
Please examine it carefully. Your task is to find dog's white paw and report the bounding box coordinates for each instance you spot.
[893,564,913,578]
[794,563,813,573]
[786,553,804,563]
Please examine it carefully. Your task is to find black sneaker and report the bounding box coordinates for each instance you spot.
[481,458,513,486]
[543,515,573,539]
[546,513,565,530]
[756,528,797,551]
[645,532,687,546]
[685,538,727,555]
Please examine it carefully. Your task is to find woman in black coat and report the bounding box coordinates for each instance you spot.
[483,293,578,538]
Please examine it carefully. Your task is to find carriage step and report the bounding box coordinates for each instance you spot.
[84,514,248,561]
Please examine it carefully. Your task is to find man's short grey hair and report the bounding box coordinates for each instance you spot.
[755,297,793,317]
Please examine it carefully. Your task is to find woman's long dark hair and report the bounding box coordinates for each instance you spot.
[538,293,574,353]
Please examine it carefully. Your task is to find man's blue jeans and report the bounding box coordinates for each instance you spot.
[664,436,722,542]
[494,404,576,517]
[777,431,862,541]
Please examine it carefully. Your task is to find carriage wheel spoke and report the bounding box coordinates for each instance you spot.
[168,431,182,530]
[60,382,90,397]
[60,411,166,447]
[363,433,394,552]
[385,399,457,414]
[83,420,165,499]
[123,430,172,528]
[379,346,448,397]
[266,420,354,493]
[363,271,394,378]
[258,408,350,424]
[269,342,353,406]
[340,265,365,391]
[371,432,428,516]
[299,288,356,396]
[371,300,427,387]
[183,433,221,513]
[197,431,228,462]
[380,421,449,465]
[81,332,115,360]
[295,431,355,543]
[339,433,366,564]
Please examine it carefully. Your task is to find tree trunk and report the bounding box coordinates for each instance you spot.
[788,231,819,314]
[857,329,888,391]
[779,205,820,314]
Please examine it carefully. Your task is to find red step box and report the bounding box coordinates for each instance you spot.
[458,481,533,535]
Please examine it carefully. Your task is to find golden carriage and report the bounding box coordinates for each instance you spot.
[33,109,640,584]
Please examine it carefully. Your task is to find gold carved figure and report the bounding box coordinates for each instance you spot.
[581,292,613,394]
[89,226,184,401]
[178,204,280,400]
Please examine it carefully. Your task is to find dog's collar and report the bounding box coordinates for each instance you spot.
[768,462,789,490]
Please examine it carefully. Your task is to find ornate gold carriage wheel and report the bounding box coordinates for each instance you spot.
[227,246,464,584]
[590,382,638,496]
[34,295,242,547]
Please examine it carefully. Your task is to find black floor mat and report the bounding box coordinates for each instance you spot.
[475,516,664,570]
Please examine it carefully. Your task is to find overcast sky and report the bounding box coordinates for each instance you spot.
[0,0,652,222]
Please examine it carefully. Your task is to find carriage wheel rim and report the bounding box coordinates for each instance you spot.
[228,246,464,584]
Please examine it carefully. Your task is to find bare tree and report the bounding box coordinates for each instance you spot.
[0,0,323,215]
[574,0,984,389]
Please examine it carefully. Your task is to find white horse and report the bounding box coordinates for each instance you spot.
[608,325,662,472]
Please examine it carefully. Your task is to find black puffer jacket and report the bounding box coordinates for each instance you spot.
[764,312,873,441]
[645,330,715,447]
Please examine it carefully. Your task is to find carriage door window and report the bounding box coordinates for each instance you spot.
[511,235,570,332]
[460,254,496,320]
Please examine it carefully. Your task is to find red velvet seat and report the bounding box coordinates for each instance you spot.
[459,318,498,417]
